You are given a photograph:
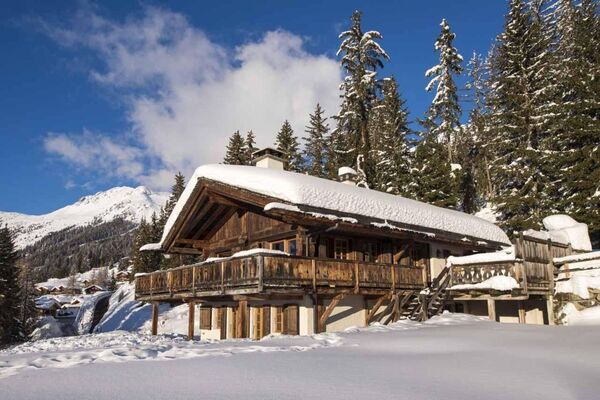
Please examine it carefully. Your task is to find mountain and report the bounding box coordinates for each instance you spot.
[0,186,169,250]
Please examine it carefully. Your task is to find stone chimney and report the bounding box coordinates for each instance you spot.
[252,147,287,170]
[338,166,357,185]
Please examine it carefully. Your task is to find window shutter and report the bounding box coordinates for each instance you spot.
[200,307,212,330]
[274,306,283,333]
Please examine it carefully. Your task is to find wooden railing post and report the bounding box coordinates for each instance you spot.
[257,255,264,292]
[150,273,154,298]
[354,262,359,293]
[192,266,197,297]
[391,264,396,291]
[311,259,316,292]
[221,262,225,294]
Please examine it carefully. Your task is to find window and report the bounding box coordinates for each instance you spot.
[288,240,297,255]
[271,241,285,252]
[363,242,379,263]
[334,239,348,260]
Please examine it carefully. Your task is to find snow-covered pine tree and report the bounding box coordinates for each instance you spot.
[486,0,554,233]
[303,104,329,178]
[162,172,186,222]
[548,0,600,245]
[130,217,161,274]
[223,130,248,165]
[245,130,257,164]
[411,135,459,209]
[465,51,494,200]
[275,120,303,172]
[335,10,389,186]
[370,77,413,196]
[422,18,464,163]
[0,224,23,345]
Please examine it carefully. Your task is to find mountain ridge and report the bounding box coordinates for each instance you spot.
[0,186,169,249]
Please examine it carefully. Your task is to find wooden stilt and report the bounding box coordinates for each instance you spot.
[151,302,159,336]
[237,300,248,338]
[518,301,526,324]
[188,302,195,340]
[487,299,496,322]
[546,295,555,325]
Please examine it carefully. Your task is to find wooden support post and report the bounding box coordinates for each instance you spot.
[318,293,346,333]
[311,259,317,292]
[518,301,526,324]
[237,300,248,338]
[546,295,555,325]
[487,299,496,322]
[188,302,195,340]
[151,302,159,336]
[257,256,264,292]
[313,294,320,333]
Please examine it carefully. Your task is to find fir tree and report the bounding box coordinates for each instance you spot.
[223,130,248,165]
[0,224,23,345]
[371,77,413,196]
[130,217,161,274]
[275,120,303,172]
[335,10,389,187]
[422,18,464,163]
[163,172,186,221]
[303,104,329,178]
[548,0,600,245]
[245,130,257,164]
[412,136,459,209]
[486,0,554,233]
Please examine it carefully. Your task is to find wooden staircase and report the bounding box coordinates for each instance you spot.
[403,267,451,321]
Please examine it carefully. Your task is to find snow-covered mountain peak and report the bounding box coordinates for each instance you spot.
[0,186,169,249]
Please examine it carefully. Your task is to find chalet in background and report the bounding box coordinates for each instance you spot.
[136,149,591,340]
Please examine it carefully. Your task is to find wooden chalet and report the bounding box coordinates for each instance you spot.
[136,148,512,340]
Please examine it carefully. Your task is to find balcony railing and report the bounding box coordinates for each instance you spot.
[135,253,424,299]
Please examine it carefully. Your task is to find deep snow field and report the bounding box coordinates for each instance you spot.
[2,313,599,400]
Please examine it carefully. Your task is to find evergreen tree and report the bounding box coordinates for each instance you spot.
[223,130,248,165]
[371,77,413,196]
[412,136,459,209]
[163,172,186,222]
[17,259,36,338]
[486,0,554,233]
[335,10,389,187]
[422,18,464,163]
[548,0,600,245]
[0,224,23,345]
[303,104,329,178]
[275,120,303,172]
[245,130,257,164]
[130,217,161,275]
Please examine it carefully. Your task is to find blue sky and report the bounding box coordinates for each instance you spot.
[0,1,508,214]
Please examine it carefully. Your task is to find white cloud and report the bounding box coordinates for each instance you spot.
[42,7,341,189]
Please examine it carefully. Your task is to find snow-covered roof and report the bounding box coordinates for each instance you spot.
[160,164,510,248]
[554,251,600,265]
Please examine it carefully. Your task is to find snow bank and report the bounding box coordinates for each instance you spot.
[542,214,592,251]
[74,291,112,335]
[447,246,515,266]
[162,164,510,247]
[29,317,71,341]
[449,275,520,291]
[560,303,600,326]
[556,264,600,299]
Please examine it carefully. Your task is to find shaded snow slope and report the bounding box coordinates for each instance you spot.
[2,314,600,400]
[0,186,168,249]
[162,164,510,246]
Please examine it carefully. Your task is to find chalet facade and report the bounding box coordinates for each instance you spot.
[136,149,514,340]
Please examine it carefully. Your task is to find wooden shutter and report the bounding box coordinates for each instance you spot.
[274,306,283,333]
[262,306,271,337]
[253,306,271,339]
[283,305,299,335]
[217,308,227,339]
[200,307,212,330]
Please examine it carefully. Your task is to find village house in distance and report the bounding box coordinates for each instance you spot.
[136,148,592,340]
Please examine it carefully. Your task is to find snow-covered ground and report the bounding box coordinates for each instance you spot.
[2,313,600,400]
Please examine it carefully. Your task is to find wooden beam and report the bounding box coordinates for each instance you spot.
[188,302,195,340]
[487,299,496,322]
[518,300,526,324]
[366,293,391,325]
[237,300,248,338]
[318,293,347,332]
[151,302,159,336]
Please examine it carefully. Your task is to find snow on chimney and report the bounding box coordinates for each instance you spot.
[252,147,286,170]
[338,166,357,185]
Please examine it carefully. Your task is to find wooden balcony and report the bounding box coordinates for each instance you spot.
[135,252,425,301]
